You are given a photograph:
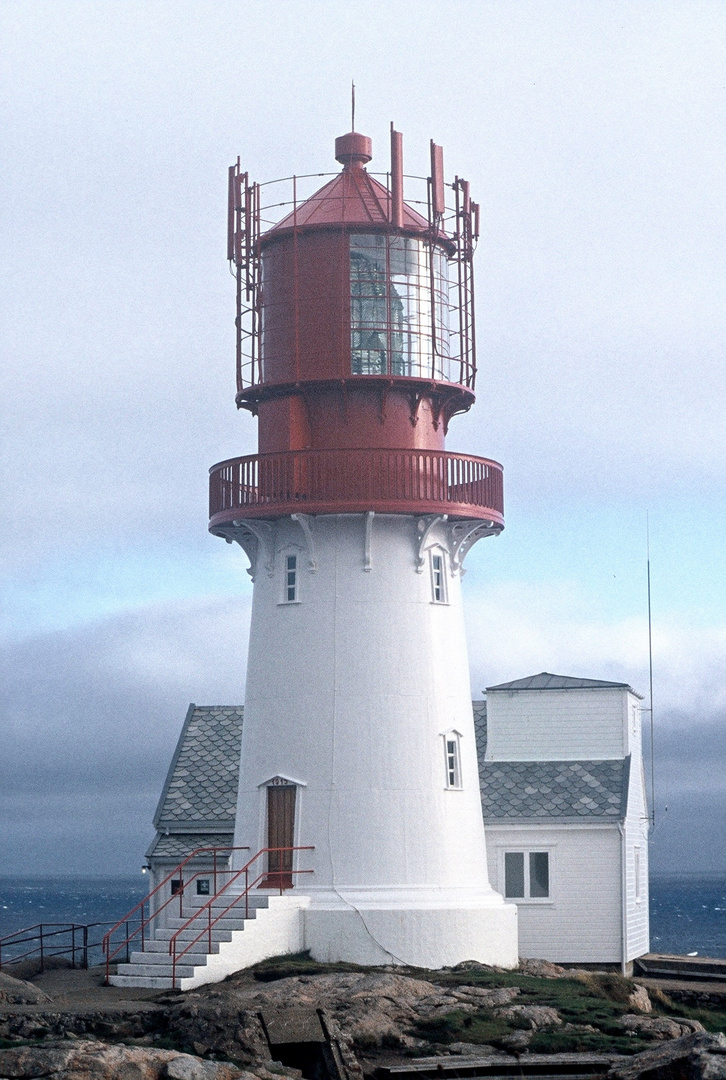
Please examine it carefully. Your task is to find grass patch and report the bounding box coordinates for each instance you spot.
[529,1029,650,1055]
[249,951,379,982]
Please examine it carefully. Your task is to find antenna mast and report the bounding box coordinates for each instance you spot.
[351,81,356,131]
[647,513,655,827]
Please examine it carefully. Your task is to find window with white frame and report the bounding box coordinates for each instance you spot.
[443,733,462,789]
[504,851,550,899]
[430,550,447,604]
[280,553,299,604]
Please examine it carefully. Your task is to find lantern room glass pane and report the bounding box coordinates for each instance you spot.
[350,234,451,381]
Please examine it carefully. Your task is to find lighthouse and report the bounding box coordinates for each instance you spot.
[208,125,518,969]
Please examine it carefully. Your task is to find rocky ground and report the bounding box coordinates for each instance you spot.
[1,956,725,1079]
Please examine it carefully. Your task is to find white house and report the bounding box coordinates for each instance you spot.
[479,672,650,972]
[143,671,649,971]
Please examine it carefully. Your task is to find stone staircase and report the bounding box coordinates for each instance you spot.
[109,891,309,990]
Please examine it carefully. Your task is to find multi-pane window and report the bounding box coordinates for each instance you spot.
[444,734,462,789]
[431,551,447,603]
[504,851,550,899]
[350,234,450,381]
[283,554,298,603]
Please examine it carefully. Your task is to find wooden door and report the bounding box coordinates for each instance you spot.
[265,784,296,889]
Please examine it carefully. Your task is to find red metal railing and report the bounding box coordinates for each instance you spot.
[102,845,249,985]
[209,448,503,524]
[168,846,314,989]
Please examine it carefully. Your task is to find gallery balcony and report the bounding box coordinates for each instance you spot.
[209,448,504,528]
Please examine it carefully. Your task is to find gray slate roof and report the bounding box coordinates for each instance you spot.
[146,832,235,861]
[486,672,631,692]
[479,757,631,821]
[153,705,244,831]
[472,700,487,758]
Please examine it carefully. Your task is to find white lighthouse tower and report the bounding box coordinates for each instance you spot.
[207,126,517,969]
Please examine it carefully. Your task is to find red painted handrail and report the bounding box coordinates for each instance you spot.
[209,448,504,524]
[102,845,249,985]
[169,846,314,988]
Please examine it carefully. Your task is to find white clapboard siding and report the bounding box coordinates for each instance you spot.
[623,754,651,960]
[485,824,622,963]
[486,688,633,761]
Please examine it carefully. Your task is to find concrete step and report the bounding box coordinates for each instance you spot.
[153,927,237,942]
[109,974,177,989]
[130,949,213,965]
[117,962,199,979]
[138,939,221,955]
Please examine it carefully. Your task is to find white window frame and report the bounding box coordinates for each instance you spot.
[442,731,462,789]
[501,849,552,903]
[279,550,302,605]
[430,549,448,604]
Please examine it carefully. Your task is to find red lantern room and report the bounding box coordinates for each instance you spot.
[209,126,504,531]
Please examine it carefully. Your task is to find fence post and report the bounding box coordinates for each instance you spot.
[125,923,131,963]
[71,925,76,969]
[83,925,88,970]
[39,925,44,974]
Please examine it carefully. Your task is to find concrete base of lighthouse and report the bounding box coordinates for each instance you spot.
[223,512,519,972]
[302,887,517,968]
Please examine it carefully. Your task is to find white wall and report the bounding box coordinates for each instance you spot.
[486,687,631,761]
[485,823,623,963]
[623,756,651,960]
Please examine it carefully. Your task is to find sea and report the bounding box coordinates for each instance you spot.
[0,874,724,963]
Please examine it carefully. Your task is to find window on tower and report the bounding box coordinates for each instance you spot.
[350,234,450,381]
[443,733,462,789]
[430,550,447,603]
[280,553,299,604]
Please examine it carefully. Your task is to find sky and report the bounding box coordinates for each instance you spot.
[1,0,724,879]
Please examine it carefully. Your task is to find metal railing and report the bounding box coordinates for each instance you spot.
[102,845,250,985]
[210,448,503,522]
[169,846,314,989]
[0,919,141,974]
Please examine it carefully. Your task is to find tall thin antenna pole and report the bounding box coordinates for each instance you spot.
[351,81,356,131]
[647,512,655,828]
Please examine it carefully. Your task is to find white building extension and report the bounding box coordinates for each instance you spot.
[479,672,650,971]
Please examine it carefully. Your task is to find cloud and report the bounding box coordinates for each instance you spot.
[0,594,250,872]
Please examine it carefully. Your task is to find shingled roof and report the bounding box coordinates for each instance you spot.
[486,672,632,692]
[479,757,631,822]
[145,832,237,861]
[153,705,244,833]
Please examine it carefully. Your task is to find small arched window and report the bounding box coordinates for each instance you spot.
[443,732,462,789]
[279,550,302,604]
[430,549,448,604]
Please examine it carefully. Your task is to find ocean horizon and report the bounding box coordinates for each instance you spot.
[1,873,724,961]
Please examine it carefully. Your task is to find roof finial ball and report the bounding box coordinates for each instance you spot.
[334,130,372,169]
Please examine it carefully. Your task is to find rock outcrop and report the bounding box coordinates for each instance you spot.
[0,972,52,1005]
[0,1039,250,1079]
[619,1014,706,1041]
[608,1030,726,1080]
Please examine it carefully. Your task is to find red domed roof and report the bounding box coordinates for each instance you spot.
[264,132,430,239]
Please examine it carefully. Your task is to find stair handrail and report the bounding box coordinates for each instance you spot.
[1,919,142,973]
[102,844,249,983]
[169,846,314,988]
